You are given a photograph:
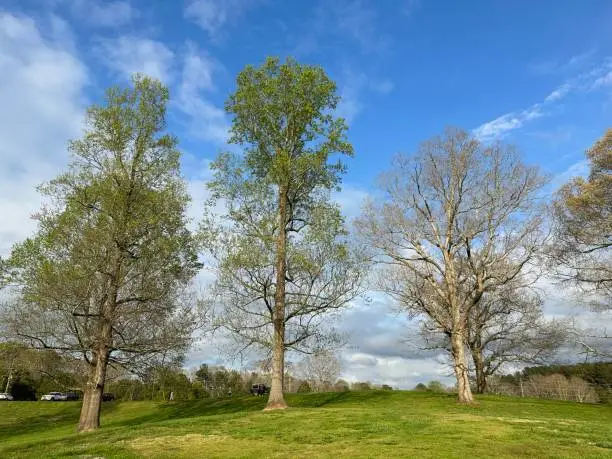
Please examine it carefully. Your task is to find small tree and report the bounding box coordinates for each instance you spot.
[3,76,201,431]
[297,350,341,392]
[427,380,445,393]
[356,128,548,403]
[206,57,362,410]
[414,383,428,392]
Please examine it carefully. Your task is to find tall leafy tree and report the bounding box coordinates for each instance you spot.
[4,76,201,431]
[356,128,548,403]
[206,57,360,410]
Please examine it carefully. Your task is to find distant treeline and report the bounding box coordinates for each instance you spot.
[491,362,612,404]
[0,343,391,401]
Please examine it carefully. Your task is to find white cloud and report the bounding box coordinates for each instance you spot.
[545,83,571,102]
[474,57,612,141]
[336,71,394,123]
[331,0,387,54]
[341,354,452,388]
[94,37,227,144]
[529,51,595,76]
[184,0,257,39]
[332,184,370,222]
[337,85,363,124]
[592,70,612,89]
[293,0,388,57]
[95,36,175,83]
[0,12,88,256]
[174,42,229,144]
[550,159,589,190]
[65,0,136,27]
[370,79,394,94]
[473,105,543,141]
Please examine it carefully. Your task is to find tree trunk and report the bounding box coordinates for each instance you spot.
[265,183,289,411]
[470,343,487,394]
[77,349,109,432]
[4,359,13,394]
[451,330,474,404]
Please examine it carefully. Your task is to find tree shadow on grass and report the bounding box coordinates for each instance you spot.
[0,401,121,441]
[107,396,268,429]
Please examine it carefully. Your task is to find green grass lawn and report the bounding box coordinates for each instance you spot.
[0,391,611,458]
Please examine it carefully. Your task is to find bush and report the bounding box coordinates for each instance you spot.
[297,381,312,393]
[426,380,445,393]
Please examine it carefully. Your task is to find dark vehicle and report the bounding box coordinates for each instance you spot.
[250,384,270,396]
[102,393,115,401]
[65,392,80,401]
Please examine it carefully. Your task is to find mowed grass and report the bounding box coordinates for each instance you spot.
[0,391,611,458]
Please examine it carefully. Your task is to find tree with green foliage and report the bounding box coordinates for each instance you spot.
[205,57,363,410]
[3,76,202,431]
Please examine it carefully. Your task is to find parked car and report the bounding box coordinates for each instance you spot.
[65,392,80,401]
[41,392,68,401]
[0,393,13,401]
[102,393,115,402]
[250,384,270,396]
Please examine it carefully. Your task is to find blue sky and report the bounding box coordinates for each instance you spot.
[1,0,611,387]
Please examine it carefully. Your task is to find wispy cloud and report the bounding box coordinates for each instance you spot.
[544,83,571,102]
[474,57,612,141]
[551,159,589,190]
[95,36,175,83]
[337,70,394,123]
[64,0,136,28]
[402,0,422,18]
[184,0,258,40]
[473,104,544,141]
[592,70,612,89]
[95,37,228,144]
[370,79,394,94]
[332,0,388,53]
[293,0,389,57]
[528,50,595,76]
[174,42,229,144]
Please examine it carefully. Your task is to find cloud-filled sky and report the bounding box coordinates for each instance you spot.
[1,0,611,388]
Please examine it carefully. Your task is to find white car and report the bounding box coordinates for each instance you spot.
[0,393,13,401]
[41,392,67,401]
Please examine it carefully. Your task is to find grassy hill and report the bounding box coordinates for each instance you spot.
[1,391,611,458]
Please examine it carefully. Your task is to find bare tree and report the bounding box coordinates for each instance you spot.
[550,129,612,357]
[356,128,548,403]
[422,285,566,393]
[551,128,612,309]
[297,350,342,392]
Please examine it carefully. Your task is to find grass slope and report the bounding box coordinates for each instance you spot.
[0,391,611,458]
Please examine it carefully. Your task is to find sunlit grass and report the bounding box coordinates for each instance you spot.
[1,391,610,458]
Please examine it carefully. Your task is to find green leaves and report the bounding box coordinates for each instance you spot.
[225,57,352,190]
[6,75,200,367]
[205,57,364,355]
